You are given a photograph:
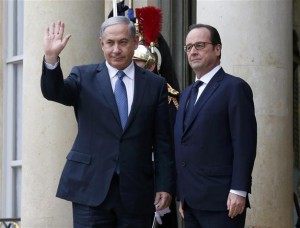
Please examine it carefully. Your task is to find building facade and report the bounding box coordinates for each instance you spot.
[0,0,299,227]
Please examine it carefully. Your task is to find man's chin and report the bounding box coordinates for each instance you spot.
[190,63,201,69]
[110,61,127,70]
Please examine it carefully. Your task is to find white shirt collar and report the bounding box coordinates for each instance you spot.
[195,65,221,84]
[105,61,135,80]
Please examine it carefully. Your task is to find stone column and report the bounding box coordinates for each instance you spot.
[21,1,104,227]
[196,1,293,227]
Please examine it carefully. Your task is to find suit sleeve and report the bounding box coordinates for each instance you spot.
[229,80,257,193]
[40,59,80,106]
[153,78,176,195]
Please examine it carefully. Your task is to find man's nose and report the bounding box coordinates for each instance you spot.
[112,44,121,52]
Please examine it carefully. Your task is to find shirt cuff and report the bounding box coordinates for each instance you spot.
[230,189,247,197]
[44,61,59,70]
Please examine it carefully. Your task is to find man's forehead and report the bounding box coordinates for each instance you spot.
[104,23,128,32]
[103,26,130,38]
[186,29,210,41]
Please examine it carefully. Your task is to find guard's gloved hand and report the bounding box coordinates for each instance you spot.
[108,1,129,18]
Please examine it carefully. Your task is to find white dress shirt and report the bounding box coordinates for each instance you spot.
[195,65,221,102]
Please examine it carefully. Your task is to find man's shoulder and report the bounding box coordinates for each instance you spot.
[135,66,165,83]
[221,72,254,96]
[71,62,105,75]
[222,71,251,87]
[73,61,103,70]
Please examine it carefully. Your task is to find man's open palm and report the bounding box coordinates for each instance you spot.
[43,20,71,64]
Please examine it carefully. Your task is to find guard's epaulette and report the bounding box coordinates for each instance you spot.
[167,83,179,96]
[167,83,179,110]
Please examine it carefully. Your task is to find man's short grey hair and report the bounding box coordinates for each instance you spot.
[99,16,136,39]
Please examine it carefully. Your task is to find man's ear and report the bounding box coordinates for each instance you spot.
[134,35,140,49]
[215,44,222,52]
[99,37,104,49]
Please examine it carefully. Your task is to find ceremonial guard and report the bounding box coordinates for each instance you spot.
[132,5,180,228]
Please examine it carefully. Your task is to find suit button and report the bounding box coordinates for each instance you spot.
[113,157,117,162]
[181,162,186,167]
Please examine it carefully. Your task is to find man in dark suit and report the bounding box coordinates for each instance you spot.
[41,16,175,228]
[174,23,257,228]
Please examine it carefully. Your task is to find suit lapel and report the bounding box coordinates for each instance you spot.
[177,86,193,135]
[183,68,224,134]
[95,63,122,126]
[124,66,147,131]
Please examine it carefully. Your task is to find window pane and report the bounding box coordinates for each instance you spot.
[16,0,24,55]
[13,166,22,217]
[15,63,23,160]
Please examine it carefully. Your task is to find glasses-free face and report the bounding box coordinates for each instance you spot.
[100,23,138,70]
[184,41,212,53]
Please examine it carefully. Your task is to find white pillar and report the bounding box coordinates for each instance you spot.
[196,1,293,227]
[22,1,104,227]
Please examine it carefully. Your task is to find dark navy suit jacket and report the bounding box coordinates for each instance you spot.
[174,68,256,211]
[41,61,175,214]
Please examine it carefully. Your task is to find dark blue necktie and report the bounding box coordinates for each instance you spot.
[184,80,203,130]
[114,71,128,129]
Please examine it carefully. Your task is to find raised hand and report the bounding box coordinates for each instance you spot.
[43,20,71,64]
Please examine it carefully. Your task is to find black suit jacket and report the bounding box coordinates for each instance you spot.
[174,68,256,211]
[41,61,175,214]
